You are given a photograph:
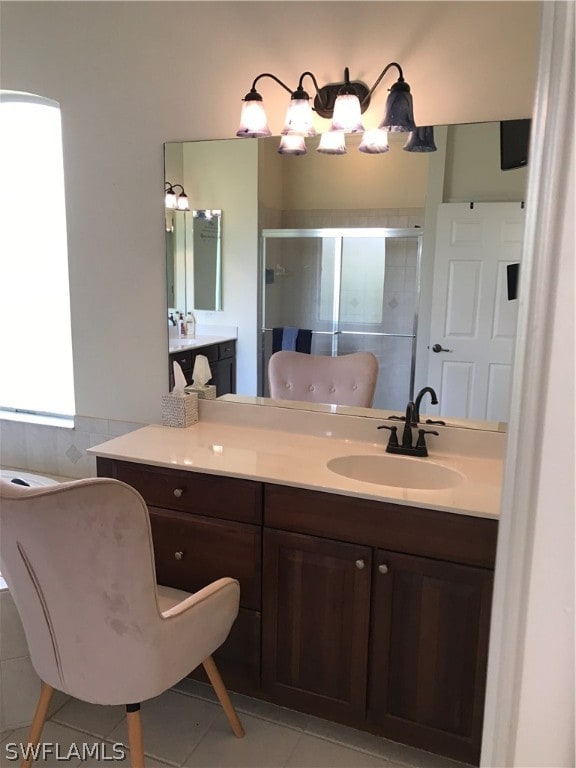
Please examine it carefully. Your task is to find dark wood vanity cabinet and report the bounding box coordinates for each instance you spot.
[262,484,497,765]
[96,458,497,765]
[168,340,236,395]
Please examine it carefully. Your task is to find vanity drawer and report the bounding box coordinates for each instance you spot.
[219,341,235,359]
[149,507,261,610]
[109,460,262,524]
[264,484,497,569]
[170,350,192,372]
[193,346,219,365]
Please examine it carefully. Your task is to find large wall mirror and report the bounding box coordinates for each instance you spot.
[164,121,529,429]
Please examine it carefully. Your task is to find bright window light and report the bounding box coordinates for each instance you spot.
[0,93,75,417]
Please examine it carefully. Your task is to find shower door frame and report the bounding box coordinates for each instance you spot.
[258,227,423,406]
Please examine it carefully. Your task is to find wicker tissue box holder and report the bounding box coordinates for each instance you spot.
[161,392,199,427]
[185,384,217,400]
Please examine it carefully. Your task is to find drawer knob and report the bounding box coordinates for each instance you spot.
[174,551,184,561]
[378,564,389,575]
[173,488,184,498]
[355,559,365,570]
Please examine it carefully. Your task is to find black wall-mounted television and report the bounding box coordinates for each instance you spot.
[500,119,531,171]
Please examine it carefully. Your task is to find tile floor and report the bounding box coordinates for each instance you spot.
[0,678,474,768]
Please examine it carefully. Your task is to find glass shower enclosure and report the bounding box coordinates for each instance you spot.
[259,228,423,411]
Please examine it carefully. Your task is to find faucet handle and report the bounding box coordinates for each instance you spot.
[415,428,439,454]
[377,424,399,448]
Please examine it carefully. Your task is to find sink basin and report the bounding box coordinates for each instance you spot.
[326,454,464,490]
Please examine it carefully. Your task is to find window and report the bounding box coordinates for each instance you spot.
[0,92,75,418]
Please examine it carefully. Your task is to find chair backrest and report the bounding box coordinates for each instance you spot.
[268,350,379,407]
[0,478,164,703]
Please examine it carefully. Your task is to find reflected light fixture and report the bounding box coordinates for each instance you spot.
[403,125,437,152]
[236,62,431,156]
[165,182,190,211]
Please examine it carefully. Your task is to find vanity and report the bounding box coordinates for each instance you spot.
[90,400,502,765]
[168,335,236,395]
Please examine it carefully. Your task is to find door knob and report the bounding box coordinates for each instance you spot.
[378,564,389,575]
[174,551,184,561]
[355,559,365,570]
[173,488,184,498]
[432,343,453,353]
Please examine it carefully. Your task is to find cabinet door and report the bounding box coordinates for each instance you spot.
[262,529,371,722]
[368,550,493,764]
[211,356,236,396]
[149,507,261,610]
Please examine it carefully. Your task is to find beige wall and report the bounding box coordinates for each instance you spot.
[444,122,528,202]
[0,1,540,422]
[281,134,429,210]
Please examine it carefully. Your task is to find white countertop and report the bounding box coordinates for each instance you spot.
[88,402,503,520]
[168,334,236,354]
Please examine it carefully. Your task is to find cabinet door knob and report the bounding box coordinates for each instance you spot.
[174,551,184,561]
[173,488,184,498]
[378,564,389,575]
[355,559,365,570]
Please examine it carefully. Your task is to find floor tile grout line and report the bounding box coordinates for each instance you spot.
[168,689,426,767]
[44,688,473,768]
[160,689,430,768]
[165,690,436,768]
[280,727,307,768]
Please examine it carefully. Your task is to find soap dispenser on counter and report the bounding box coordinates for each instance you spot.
[186,310,196,339]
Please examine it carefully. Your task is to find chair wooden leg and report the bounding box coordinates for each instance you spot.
[202,655,245,738]
[126,704,145,768]
[22,681,54,768]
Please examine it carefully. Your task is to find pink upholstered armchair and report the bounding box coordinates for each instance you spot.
[268,351,379,407]
[0,478,244,767]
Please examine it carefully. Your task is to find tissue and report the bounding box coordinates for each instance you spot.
[192,355,212,387]
[172,361,188,394]
[162,361,199,427]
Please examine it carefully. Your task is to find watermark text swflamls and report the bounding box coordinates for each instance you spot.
[4,741,127,762]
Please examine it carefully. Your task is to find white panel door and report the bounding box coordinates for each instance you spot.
[427,203,525,421]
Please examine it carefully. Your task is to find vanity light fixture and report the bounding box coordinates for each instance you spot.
[165,182,190,211]
[236,63,434,156]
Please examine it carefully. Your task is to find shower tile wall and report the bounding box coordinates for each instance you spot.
[281,207,424,229]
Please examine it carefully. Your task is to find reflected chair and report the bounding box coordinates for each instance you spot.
[0,478,244,768]
[268,350,379,407]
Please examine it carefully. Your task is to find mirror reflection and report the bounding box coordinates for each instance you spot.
[165,208,222,314]
[165,121,528,428]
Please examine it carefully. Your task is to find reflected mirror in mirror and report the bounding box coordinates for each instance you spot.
[165,208,222,313]
[165,121,528,429]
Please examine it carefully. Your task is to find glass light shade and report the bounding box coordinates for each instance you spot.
[177,193,190,211]
[277,134,307,156]
[165,190,177,209]
[236,99,272,138]
[330,93,364,133]
[403,126,437,152]
[317,130,347,155]
[358,129,390,154]
[282,98,317,137]
[378,83,416,132]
